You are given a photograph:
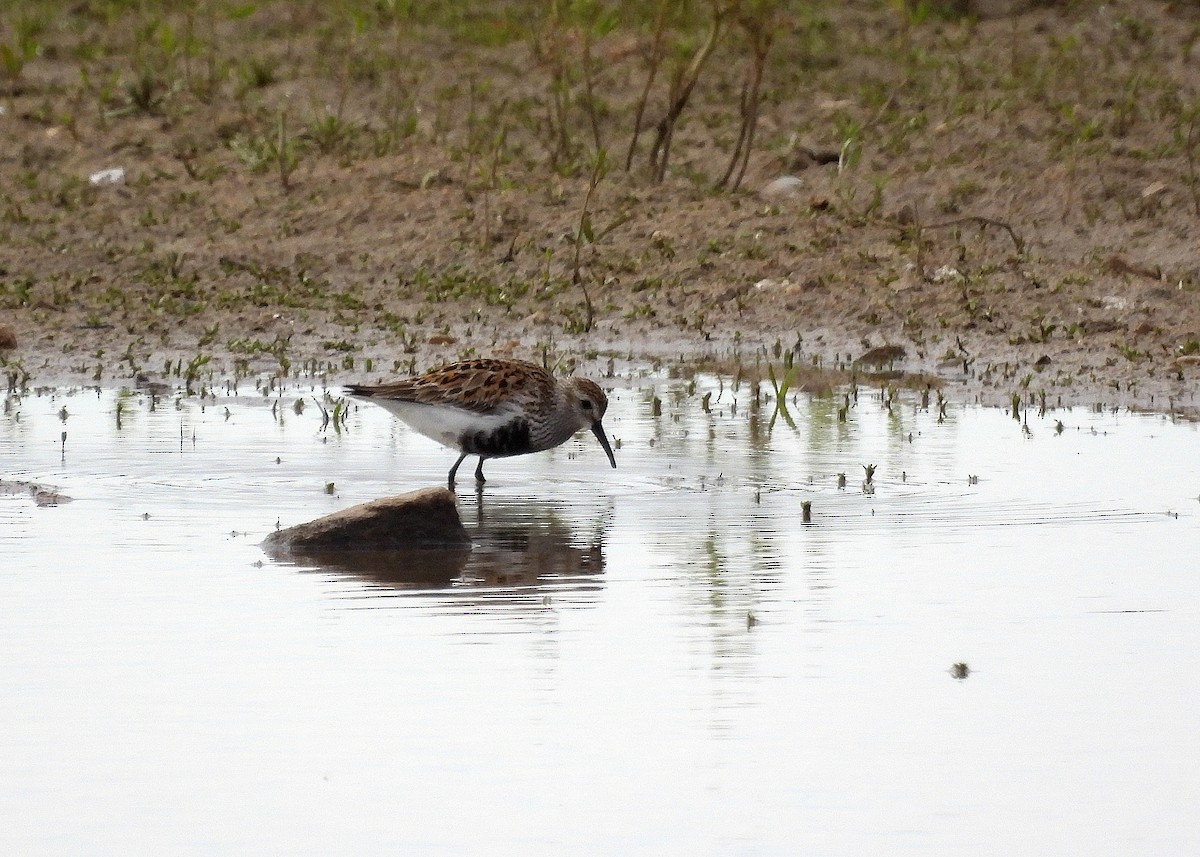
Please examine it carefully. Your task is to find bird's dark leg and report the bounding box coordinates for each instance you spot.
[474,456,487,484]
[448,451,469,489]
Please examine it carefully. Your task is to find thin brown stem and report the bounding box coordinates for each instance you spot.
[581,29,603,154]
[649,1,724,182]
[718,78,752,189]
[571,150,608,332]
[719,17,772,192]
[626,0,669,172]
[731,53,764,191]
[1186,111,1200,217]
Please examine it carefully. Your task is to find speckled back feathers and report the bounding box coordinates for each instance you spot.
[347,358,559,414]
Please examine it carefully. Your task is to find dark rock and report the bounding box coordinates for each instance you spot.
[263,487,470,552]
[855,344,907,368]
[785,145,839,170]
[1083,318,1124,334]
[0,324,16,350]
[1105,254,1160,280]
[923,0,1035,17]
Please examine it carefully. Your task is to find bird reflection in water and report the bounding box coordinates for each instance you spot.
[285,496,608,595]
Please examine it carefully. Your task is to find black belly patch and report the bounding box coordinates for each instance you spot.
[462,418,532,457]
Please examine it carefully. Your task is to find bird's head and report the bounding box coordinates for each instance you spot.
[568,378,617,469]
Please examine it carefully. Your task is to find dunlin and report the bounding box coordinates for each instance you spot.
[346,358,617,487]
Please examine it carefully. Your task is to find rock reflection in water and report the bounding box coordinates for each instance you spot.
[284,496,607,593]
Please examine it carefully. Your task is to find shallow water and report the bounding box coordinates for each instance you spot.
[2,377,1199,855]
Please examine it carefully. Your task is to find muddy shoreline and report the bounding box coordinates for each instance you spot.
[2,1,1198,416]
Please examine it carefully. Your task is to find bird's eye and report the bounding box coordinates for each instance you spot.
[579,398,594,411]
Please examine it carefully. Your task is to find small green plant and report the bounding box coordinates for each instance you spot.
[272,110,301,191]
[1114,341,1145,363]
[237,57,277,94]
[834,113,864,172]
[198,323,219,347]
[314,396,349,434]
[766,359,796,430]
[184,353,210,395]
[0,14,44,91]
[308,112,356,156]
[230,111,302,191]
[122,68,166,115]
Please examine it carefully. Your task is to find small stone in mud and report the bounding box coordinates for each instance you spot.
[0,324,16,350]
[760,176,803,199]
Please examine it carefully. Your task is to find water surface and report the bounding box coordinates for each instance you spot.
[2,378,1198,855]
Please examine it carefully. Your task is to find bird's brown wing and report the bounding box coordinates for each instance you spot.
[346,359,552,414]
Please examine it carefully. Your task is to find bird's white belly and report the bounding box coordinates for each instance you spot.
[362,399,511,450]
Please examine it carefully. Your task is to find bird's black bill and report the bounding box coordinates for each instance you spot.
[591,421,617,468]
